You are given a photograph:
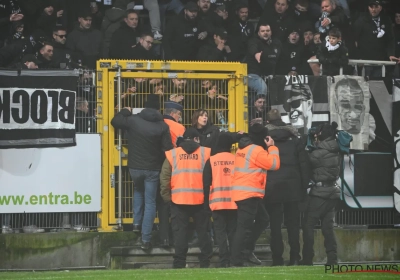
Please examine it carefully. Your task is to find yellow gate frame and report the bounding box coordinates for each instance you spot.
[96,60,247,231]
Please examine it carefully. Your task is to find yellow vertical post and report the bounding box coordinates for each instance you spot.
[235,63,248,133]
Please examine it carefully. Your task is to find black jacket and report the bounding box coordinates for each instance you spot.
[258,9,296,43]
[246,36,282,76]
[101,7,126,57]
[195,123,241,155]
[111,108,173,170]
[265,121,310,203]
[275,41,305,75]
[394,25,400,58]
[109,21,140,58]
[197,41,226,61]
[317,43,349,76]
[308,136,340,183]
[123,43,156,60]
[227,18,254,62]
[52,41,77,69]
[163,13,206,60]
[354,12,395,60]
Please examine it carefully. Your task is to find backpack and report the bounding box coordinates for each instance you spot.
[336,130,353,155]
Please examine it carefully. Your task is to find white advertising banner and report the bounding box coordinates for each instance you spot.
[0,134,101,213]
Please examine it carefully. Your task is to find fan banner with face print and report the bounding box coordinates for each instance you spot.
[268,75,329,135]
[329,76,370,150]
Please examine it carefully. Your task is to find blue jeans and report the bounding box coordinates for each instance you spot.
[129,168,160,243]
[248,74,268,96]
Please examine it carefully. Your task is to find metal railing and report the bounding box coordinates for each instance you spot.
[307,59,396,77]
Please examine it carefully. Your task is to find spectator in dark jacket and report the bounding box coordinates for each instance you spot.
[301,122,341,266]
[101,0,129,57]
[264,109,310,266]
[0,0,23,48]
[163,2,207,60]
[258,0,295,43]
[197,28,229,61]
[226,3,254,62]
[124,32,156,60]
[109,9,140,58]
[353,0,398,78]
[52,26,77,69]
[36,4,58,38]
[276,27,305,75]
[246,23,282,96]
[316,28,349,76]
[66,10,103,69]
[111,94,173,251]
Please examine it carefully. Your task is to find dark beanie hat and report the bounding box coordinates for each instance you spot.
[249,123,268,146]
[317,121,338,141]
[215,133,234,152]
[145,94,160,110]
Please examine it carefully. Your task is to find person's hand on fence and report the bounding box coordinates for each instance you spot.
[198,32,207,40]
[128,86,136,93]
[255,52,262,63]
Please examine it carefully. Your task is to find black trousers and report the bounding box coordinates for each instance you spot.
[170,203,213,268]
[302,196,338,263]
[156,191,171,242]
[231,197,269,265]
[266,201,300,264]
[212,209,237,267]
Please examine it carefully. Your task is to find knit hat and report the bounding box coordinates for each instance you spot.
[317,121,338,141]
[145,94,160,110]
[183,127,201,140]
[249,123,269,146]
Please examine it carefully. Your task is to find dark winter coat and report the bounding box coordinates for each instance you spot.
[101,7,126,57]
[52,41,77,69]
[195,123,241,155]
[258,9,296,43]
[123,43,156,60]
[163,13,206,60]
[275,41,305,75]
[265,121,310,203]
[353,12,395,60]
[109,21,140,58]
[317,43,349,76]
[394,25,400,58]
[227,18,254,62]
[66,24,102,68]
[246,36,282,76]
[111,108,173,170]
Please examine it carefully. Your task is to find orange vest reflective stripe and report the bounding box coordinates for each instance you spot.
[164,119,185,148]
[231,144,279,201]
[165,146,211,205]
[209,152,237,211]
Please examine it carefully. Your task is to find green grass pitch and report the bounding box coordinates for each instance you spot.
[1,266,399,280]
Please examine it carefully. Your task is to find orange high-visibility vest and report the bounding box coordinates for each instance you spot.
[165,146,211,205]
[164,119,185,148]
[209,152,237,211]
[231,144,280,202]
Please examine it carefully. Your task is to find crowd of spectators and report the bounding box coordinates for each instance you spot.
[0,0,399,74]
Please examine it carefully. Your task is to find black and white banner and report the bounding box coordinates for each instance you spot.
[269,75,329,135]
[0,70,78,149]
[393,79,400,213]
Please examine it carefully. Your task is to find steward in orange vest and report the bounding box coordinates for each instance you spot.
[230,124,280,267]
[160,127,213,269]
[203,133,237,267]
[163,101,185,148]
[158,101,185,248]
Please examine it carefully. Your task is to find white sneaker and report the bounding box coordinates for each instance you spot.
[1,225,13,234]
[153,31,163,41]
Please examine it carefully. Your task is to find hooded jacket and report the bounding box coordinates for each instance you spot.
[308,136,341,199]
[111,108,173,170]
[160,140,201,202]
[264,120,310,203]
[101,6,126,57]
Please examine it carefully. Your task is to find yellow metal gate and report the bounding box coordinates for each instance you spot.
[96,60,247,231]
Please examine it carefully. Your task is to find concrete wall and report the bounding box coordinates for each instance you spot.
[0,229,399,269]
